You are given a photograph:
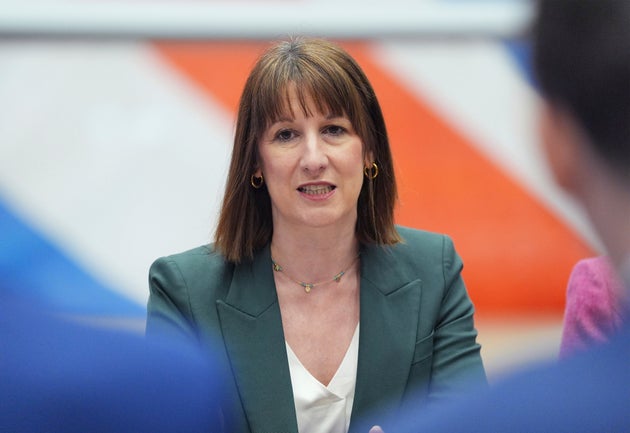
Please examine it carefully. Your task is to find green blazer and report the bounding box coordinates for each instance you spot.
[147,226,486,433]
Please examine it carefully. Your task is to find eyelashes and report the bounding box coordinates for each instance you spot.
[323,125,346,136]
[275,129,296,142]
[272,125,348,143]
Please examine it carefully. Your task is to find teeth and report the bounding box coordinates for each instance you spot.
[299,185,334,195]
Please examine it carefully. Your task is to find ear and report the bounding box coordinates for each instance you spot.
[253,167,262,177]
[538,101,584,195]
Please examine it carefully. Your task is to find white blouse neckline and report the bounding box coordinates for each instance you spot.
[286,323,360,433]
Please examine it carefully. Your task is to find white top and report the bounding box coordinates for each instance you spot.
[286,324,360,433]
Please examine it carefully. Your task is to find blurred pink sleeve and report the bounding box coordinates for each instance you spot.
[559,256,624,359]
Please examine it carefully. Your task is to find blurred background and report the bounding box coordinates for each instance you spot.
[0,0,598,381]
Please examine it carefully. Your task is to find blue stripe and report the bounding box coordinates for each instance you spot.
[0,198,144,316]
[503,39,538,90]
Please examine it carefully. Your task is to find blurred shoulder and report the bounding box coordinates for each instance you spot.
[569,256,623,297]
[0,295,227,432]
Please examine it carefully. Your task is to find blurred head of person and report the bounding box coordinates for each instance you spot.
[534,0,630,269]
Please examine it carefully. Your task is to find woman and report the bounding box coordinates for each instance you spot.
[147,37,486,433]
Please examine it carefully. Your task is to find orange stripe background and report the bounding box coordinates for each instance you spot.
[154,41,594,316]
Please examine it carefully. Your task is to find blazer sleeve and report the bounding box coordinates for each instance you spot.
[146,256,199,346]
[429,235,486,401]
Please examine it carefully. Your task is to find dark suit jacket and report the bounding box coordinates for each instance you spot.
[147,226,486,433]
[0,293,228,433]
[383,319,630,433]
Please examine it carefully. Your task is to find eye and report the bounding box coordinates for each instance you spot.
[323,125,346,136]
[275,129,296,142]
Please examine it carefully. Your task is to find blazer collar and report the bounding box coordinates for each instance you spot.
[349,243,423,432]
[216,245,298,433]
[216,243,422,433]
[222,245,277,317]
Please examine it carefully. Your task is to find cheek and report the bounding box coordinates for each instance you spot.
[347,138,367,171]
[539,106,573,192]
[346,152,368,188]
[258,147,285,178]
[541,105,597,205]
[262,161,289,186]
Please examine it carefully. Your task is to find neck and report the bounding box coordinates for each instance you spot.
[573,153,630,315]
[271,254,359,293]
[577,163,630,271]
[617,255,630,317]
[270,226,360,283]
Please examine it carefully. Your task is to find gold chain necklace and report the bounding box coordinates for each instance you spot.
[271,254,360,293]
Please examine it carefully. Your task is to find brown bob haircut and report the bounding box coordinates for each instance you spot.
[214,37,400,263]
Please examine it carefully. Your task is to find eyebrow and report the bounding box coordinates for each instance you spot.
[271,113,345,124]
[326,113,346,120]
[272,116,293,124]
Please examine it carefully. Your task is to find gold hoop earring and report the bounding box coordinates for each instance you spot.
[250,174,264,189]
[364,162,378,179]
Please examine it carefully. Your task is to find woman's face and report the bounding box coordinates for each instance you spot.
[256,87,369,232]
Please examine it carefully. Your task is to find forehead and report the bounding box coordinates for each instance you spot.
[266,83,345,125]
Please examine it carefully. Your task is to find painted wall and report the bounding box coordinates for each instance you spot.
[0,37,597,322]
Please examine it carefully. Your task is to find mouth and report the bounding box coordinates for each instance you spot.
[297,184,336,195]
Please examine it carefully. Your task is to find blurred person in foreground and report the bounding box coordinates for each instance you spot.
[146,37,486,433]
[0,290,229,432]
[366,1,630,432]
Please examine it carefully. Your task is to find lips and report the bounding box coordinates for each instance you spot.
[297,184,336,195]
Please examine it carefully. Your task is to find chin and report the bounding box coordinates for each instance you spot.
[302,211,356,229]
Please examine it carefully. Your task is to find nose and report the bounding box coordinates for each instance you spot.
[300,131,328,174]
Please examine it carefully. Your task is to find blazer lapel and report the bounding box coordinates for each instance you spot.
[349,244,422,433]
[217,246,298,433]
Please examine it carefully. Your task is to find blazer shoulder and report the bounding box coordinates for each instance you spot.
[149,244,234,301]
[391,225,456,263]
[361,226,459,292]
[393,226,461,283]
[154,244,225,268]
